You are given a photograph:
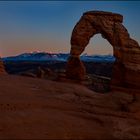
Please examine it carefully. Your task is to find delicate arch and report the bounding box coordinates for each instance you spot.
[66,11,140,88]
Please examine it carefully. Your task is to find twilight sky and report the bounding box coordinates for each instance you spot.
[0,1,140,57]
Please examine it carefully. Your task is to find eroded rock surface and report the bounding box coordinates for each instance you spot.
[0,75,140,139]
[66,11,140,88]
[66,56,86,80]
[0,59,6,74]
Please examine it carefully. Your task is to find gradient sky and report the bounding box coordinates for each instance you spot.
[0,1,140,57]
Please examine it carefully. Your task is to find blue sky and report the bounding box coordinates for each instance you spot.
[0,1,140,57]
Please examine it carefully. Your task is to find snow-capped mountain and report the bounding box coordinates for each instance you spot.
[2,52,69,62]
[2,52,115,62]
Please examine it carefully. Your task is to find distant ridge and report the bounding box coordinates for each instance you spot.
[2,52,115,62]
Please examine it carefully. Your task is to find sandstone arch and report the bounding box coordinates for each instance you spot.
[66,11,140,88]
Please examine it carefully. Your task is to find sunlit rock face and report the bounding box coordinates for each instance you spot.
[0,60,6,74]
[66,11,140,88]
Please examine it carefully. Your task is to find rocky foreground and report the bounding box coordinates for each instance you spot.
[0,75,140,139]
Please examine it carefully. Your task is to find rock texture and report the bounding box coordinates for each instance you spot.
[0,75,140,139]
[66,56,86,80]
[0,59,6,74]
[66,11,140,89]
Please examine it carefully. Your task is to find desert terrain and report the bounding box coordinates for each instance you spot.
[0,74,140,139]
[0,9,140,139]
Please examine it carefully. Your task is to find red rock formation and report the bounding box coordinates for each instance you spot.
[0,59,6,74]
[66,11,140,89]
[66,56,86,80]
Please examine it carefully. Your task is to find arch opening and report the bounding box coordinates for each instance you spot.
[83,34,113,56]
[82,34,116,93]
[66,11,140,90]
[82,34,116,78]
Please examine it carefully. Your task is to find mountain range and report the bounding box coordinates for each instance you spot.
[2,52,115,62]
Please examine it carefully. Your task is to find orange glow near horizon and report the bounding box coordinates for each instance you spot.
[0,37,69,57]
[1,34,140,57]
[0,34,115,57]
[0,1,140,57]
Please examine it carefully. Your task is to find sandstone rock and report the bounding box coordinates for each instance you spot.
[66,10,140,89]
[0,60,6,74]
[0,74,140,139]
[66,56,86,80]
